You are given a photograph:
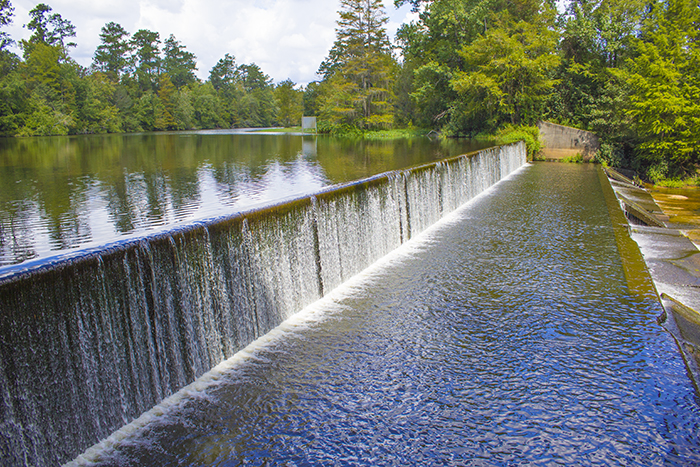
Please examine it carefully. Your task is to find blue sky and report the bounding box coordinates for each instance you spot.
[5,0,418,85]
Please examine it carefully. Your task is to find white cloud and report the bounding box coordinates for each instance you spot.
[144,0,185,14]
[5,0,413,86]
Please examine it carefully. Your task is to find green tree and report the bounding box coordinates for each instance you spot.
[135,90,158,130]
[393,1,470,129]
[111,79,140,131]
[162,34,197,89]
[394,0,548,132]
[21,46,83,136]
[131,29,160,92]
[92,22,131,81]
[17,100,73,135]
[394,0,426,10]
[396,0,510,70]
[17,53,82,137]
[209,53,239,91]
[450,11,560,133]
[208,53,244,126]
[274,79,303,127]
[552,0,644,129]
[622,0,700,178]
[302,81,322,116]
[74,72,122,133]
[174,87,194,129]
[192,82,225,128]
[24,42,62,91]
[0,0,14,51]
[238,63,272,91]
[21,3,76,57]
[0,0,21,135]
[319,0,396,129]
[155,74,177,130]
[237,63,277,127]
[0,60,28,135]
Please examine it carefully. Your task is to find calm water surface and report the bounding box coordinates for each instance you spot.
[89,164,700,466]
[0,131,487,268]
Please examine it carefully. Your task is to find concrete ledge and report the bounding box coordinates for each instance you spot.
[663,294,700,342]
[660,294,700,390]
[603,168,700,391]
[605,167,642,188]
[616,193,667,228]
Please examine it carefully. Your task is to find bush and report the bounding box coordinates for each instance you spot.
[316,121,363,138]
[495,125,542,160]
[594,143,624,167]
[561,153,584,163]
[645,161,669,183]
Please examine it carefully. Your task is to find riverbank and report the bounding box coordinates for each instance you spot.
[251,127,433,139]
[251,125,543,161]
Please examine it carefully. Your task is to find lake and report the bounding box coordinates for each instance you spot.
[0,130,491,269]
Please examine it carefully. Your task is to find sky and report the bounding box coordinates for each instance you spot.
[4,0,419,86]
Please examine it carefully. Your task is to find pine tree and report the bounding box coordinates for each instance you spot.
[209,53,239,91]
[162,34,197,89]
[319,0,396,129]
[92,22,131,81]
[208,54,243,126]
[131,29,160,92]
[0,0,14,51]
[21,3,76,57]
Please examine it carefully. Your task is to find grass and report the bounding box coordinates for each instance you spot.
[253,126,432,140]
[654,177,700,188]
[561,153,585,163]
[491,125,542,160]
[253,127,304,133]
[362,128,431,140]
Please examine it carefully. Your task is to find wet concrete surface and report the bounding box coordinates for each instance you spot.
[631,225,700,309]
[605,168,700,383]
[649,185,700,233]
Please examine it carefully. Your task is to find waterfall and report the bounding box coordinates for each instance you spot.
[0,142,526,466]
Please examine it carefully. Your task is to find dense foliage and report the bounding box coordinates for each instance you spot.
[388,0,700,178]
[619,0,700,179]
[0,2,301,136]
[0,0,698,177]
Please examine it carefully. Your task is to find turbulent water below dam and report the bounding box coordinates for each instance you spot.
[77,163,700,466]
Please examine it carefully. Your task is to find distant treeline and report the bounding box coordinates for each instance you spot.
[0,0,699,179]
[0,3,305,136]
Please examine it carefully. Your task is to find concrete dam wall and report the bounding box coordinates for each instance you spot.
[538,121,600,161]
